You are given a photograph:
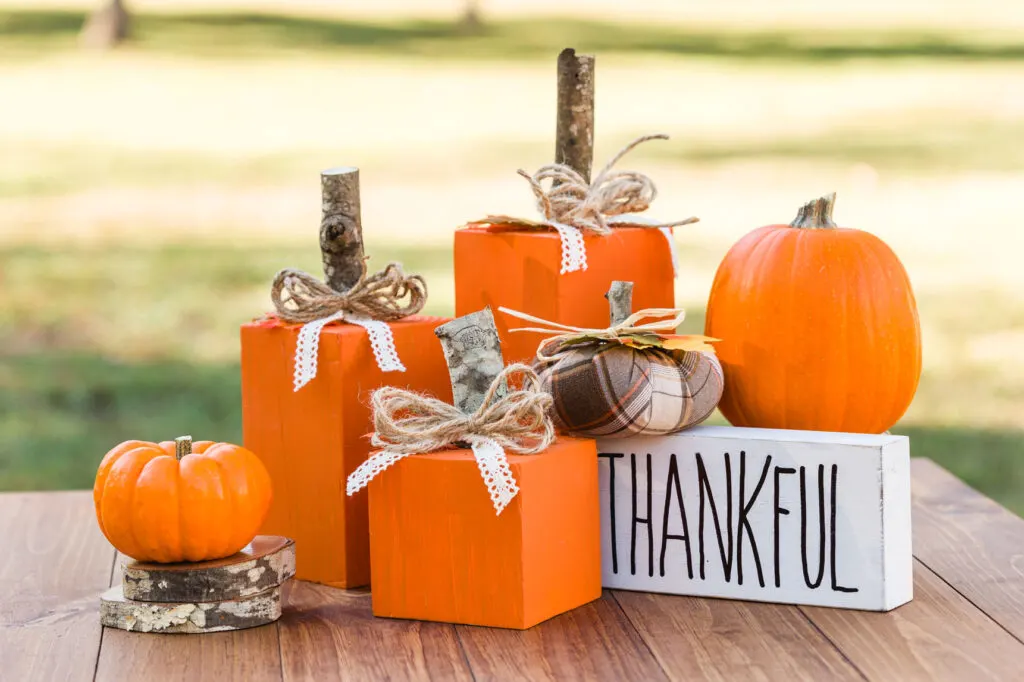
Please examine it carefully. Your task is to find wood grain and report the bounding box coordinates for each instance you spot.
[96,552,282,682]
[456,591,668,681]
[278,581,473,681]
[910,458,1024,641]
[613,590,863,681]
[0,491,116,682]
[802,561,1024,681]
[124,536,295,603]
[555,48,595,183]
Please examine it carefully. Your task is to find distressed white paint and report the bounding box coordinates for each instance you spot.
[597,425,913,611]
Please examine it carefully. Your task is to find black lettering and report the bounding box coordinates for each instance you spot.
[659,454,693,579]
[630,454,654,577]
[736,452,771,587]
[696,452,734,582]
[830,464,859,593]
[800,465,826,589]
[773,466,796,588]
[599,452,625,574]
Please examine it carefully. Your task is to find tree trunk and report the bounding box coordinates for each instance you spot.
[80,0,130,49]
[459,0,483,33]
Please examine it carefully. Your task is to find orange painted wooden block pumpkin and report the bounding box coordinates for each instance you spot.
[366,437,602,629]
[94,436,272,563]
[705,193,922,434]
[455,226,677,364]
[455,51,691,365]
[240,315,452,588]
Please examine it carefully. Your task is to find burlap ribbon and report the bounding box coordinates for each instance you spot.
[269,263,426,391]
[498,307,717,363]
[346,364,555,515]
[474,135,698,275]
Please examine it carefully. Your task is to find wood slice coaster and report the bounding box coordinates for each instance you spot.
[123,536,295,603]
[101,584,282,634]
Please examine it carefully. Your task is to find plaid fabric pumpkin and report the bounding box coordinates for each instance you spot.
[535,342,723,438]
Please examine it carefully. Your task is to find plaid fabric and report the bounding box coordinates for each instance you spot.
[535,344,723,439]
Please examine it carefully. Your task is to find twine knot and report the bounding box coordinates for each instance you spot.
[518,134,697,234]
[346,364,555,514]
[270,262,426,325]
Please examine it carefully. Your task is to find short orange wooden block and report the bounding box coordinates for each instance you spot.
[240,315,452,588]
[367,437,602,629]
[454,226,676,363]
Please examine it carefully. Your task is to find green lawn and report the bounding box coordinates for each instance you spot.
[1,4,1022,513]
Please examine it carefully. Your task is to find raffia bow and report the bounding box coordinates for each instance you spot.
[346,364,555,515]
[498,307,719,363]
[269,263,427,390]
[270,262,426,324]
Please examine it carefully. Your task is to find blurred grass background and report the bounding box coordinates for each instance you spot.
[1,0,1022,510]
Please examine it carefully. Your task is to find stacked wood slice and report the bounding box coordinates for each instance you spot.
[100,536,295,634]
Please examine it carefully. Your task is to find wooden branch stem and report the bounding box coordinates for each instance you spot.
[555,48,596,183]
[606,281,634,326]
[320,167,367,292]
[434,308,507,414]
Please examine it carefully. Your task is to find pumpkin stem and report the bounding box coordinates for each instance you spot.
[790,192,837,229]
[175,436,192,460]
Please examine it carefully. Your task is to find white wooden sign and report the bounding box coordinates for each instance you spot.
[597,425,912,611]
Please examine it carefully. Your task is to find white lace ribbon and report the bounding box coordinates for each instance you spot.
[346,314,407,373]
[546,219,678,277]
[346,435,520,515]
[549,221,588,274]
[292,312,406,392]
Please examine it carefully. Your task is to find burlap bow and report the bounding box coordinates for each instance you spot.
[346,364,555,515]
[498,307,718,363]
[269,263,427,391]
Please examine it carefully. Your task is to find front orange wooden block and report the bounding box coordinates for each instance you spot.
[454,226,676,363]
[240,316,452,588]
[367,437,602,629]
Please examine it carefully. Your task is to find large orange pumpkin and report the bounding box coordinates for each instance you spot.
[705,193,921,434]
[94,436,273,563]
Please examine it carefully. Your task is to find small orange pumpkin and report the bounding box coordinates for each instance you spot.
[93,436,273,563]
[705,193,921,434]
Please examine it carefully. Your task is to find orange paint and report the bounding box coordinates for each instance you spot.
[366,437,602,629]
[240,315,453,588]
[455,226,676,363]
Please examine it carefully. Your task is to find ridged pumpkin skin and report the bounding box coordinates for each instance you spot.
[93,439,273,563]
[705,195,921,434]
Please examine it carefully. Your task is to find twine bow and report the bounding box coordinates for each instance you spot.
[269,263,427,391]
[518,134,698,235]
[475,135,697,275]
[499,306,716,363]
[346,364,555,515]
[270,262,426,324]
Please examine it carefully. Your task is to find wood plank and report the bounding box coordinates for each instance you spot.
[95,552,282,682]
[278,581,473,681]
[456,591,668,681]
[613,590,864,681]
[801,561,1024,681]
[910,458,1024,640]
[0,491,116,682]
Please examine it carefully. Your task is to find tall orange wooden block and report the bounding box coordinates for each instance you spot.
[367,437,602,629]
[240,316,452,588]
[454,226,675,363]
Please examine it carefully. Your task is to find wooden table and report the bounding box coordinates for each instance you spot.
[3,459,1023,681]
